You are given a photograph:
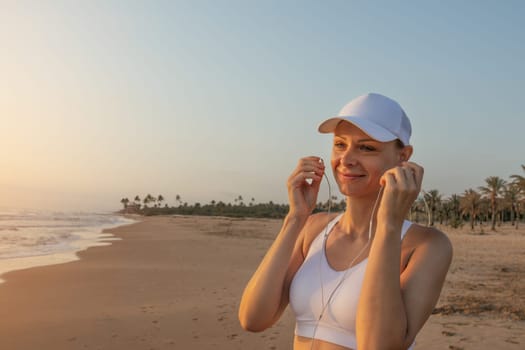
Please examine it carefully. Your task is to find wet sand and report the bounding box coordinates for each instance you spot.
[0,215,523,349]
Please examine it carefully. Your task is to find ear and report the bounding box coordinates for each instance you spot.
[398,145,413,163]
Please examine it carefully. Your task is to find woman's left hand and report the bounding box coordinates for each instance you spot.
[377,161,424,227]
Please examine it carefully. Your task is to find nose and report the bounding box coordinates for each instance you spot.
[340,146,358,167]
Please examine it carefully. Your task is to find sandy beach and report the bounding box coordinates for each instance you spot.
[0,215,523,349]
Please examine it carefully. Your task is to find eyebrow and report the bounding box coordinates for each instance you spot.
[333,136,378,143]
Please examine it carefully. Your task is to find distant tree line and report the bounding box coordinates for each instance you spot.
[119,165,525,231]
[119,194,345,219]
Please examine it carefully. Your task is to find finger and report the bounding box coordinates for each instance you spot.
[301,156,323,162]
[400,164,416,186]
[381,166,412,191]
[299,156,325,168]
[310,174,323,192]
[290,171,322,186]
[394,164,422,192]
[290,167,325,183]
[396,164,424,200]
[299,164,325,174]
[299,158,325,170]
[402,162,424,189]
[411,164,424,189]
[392,167,412,193]
[380,171,396,187]
[305,171,323,184]
[292,162,325,180]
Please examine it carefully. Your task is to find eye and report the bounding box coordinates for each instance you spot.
[334,141,346,149]
[359,144,376,151]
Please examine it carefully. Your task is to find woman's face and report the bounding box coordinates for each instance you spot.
[331,121,411,198]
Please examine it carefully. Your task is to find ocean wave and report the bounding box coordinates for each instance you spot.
[0,211,134,261]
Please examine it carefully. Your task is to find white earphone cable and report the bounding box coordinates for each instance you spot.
[308,160,428,349]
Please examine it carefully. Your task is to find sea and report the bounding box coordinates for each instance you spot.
[0,208,136,283]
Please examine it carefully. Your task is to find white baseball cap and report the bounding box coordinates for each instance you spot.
[318,93,412,146]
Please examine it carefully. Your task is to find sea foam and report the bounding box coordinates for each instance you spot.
[0,209,135,283]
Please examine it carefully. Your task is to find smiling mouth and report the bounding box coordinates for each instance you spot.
[339,173,366,180]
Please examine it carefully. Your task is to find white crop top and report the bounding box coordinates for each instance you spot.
[289,214,415,349]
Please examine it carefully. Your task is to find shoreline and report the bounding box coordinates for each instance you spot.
[0,213,137,284]
[0,215,523,349]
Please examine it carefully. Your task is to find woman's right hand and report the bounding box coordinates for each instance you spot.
[287,156,325,218]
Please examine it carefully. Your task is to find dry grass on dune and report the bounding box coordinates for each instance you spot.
[431,223,525,321]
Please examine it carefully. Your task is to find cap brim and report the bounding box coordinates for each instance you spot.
[318,117,398,142]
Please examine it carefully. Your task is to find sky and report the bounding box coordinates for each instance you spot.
[1,0,524,212]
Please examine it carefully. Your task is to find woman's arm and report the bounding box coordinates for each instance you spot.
[238,157,325,331]
[238,213,308,331]
[357,224,452,349]
[399,228,452,348]
[356,162,452,350]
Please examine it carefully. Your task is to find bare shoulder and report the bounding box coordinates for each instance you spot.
[409,224,452,249]
[405,223,453,265]
[300,212,341,257]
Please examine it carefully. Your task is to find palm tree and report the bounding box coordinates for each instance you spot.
[510,165,525,229]
[478,176,506,230]
[157,195,164,207]
[517,199,523,230]
[510,164,525,191]
[423,189,442,226]
[175,194,182,207]
[444,194,461,228]
[150,194,157,208]
[120,197,130,209]
[504,183,522,227]
[143,193,155,208]
[460,189,482,230]
[134,195,141,205]
[478,198,490,227]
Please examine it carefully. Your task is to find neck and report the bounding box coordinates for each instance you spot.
[338,189,383,239]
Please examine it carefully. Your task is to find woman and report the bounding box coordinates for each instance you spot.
[239,93,453,350]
